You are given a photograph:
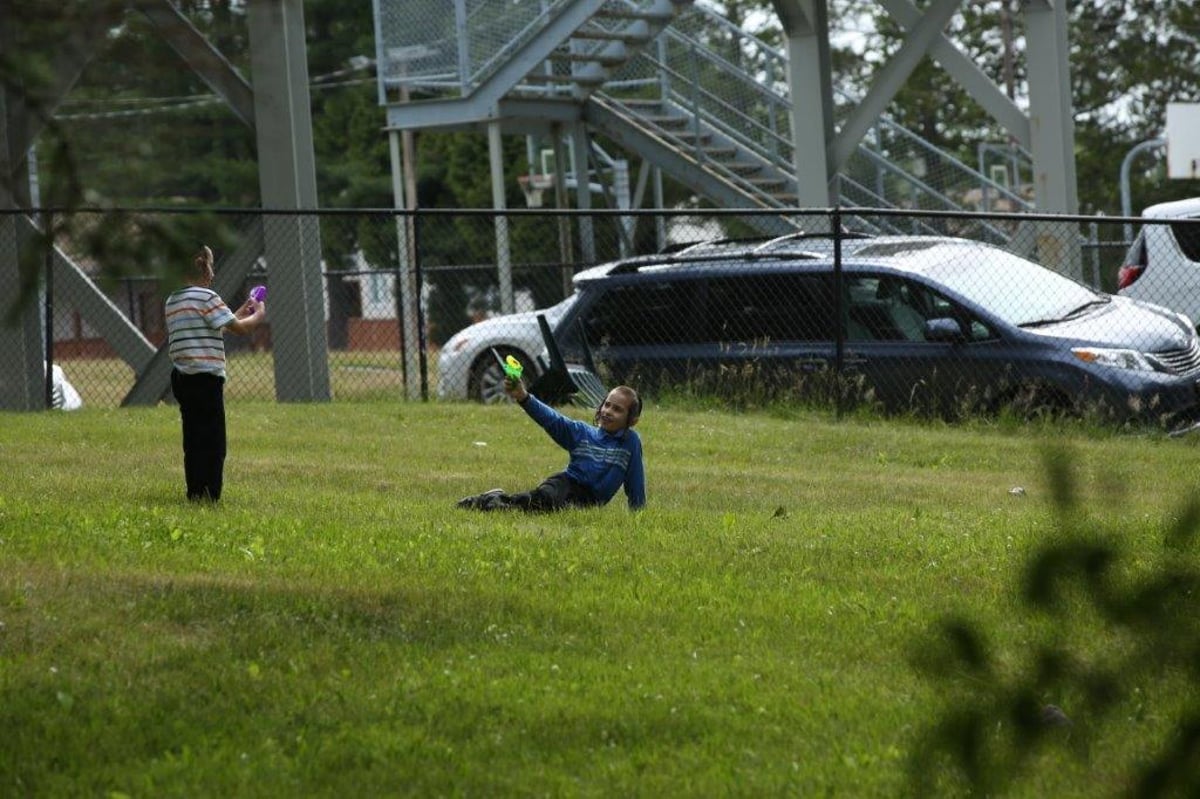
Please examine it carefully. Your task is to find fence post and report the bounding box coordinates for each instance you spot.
[414,211,428,401]
[43,210,53,410]
[832,207,844,420]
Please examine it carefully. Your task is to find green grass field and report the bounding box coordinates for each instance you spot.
[55,352,413,408]
[2,399,1198,796]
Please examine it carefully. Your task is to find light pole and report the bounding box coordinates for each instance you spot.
[1120,137,1166,242]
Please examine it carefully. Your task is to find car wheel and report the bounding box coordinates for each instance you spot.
[468,347,530,404]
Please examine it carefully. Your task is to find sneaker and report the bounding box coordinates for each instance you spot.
[456,488,505,510]
[480,491,511,511]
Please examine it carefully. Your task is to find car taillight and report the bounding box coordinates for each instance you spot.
[1117,263,1144,290]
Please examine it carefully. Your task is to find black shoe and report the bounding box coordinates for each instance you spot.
[457,488,505,510]
[480,490,510,511]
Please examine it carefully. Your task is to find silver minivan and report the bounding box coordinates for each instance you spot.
[1118,197,1200,327]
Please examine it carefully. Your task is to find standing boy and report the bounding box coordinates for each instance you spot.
[457,377,646,512]
[165,245,266,502]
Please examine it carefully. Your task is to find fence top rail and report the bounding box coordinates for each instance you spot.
[0,205,1190,228]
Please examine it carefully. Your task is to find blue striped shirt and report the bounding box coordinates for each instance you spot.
[521,394,646,509]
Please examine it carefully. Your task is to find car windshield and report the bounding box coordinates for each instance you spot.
[916,245,1105,327]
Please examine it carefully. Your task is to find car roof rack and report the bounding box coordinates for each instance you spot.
[601,249,826,277]
[753,230,874,252]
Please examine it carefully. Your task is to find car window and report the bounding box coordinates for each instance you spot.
[846,275,994,342]
[1170,219,1200,262]
[580,280,697,346]
[703,273,835,342]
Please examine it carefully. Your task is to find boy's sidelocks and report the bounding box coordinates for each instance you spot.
[456,374,646,513]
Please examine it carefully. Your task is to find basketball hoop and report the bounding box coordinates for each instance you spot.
[518,173,555,208]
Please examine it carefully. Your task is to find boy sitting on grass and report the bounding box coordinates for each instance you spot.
[457,376,645,512]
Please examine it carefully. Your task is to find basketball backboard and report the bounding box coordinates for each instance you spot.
[1167,103,1200,179]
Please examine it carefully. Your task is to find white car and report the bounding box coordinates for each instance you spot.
[436,295,576,403]
[1118,197,1200,327]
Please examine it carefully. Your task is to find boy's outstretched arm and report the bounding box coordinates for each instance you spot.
[624,436,646,510]
[504,378,589,451]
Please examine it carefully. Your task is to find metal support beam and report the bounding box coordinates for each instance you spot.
[550,124,575,296]
[248,0,330,402]
[488,122,514,314]
[831,0,960,171]
[0,7,45,411]
[877,0,1030,148]
[1024,0,1078,214]
[0,214,45,411]
[774,0,836,207]
[570,124,596,265]
[135,0,255,128]
[388,130,422,401]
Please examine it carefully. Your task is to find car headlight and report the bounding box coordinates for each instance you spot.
[1071,347,1154,371]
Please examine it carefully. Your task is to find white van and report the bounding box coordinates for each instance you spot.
[1118,197,1200,327]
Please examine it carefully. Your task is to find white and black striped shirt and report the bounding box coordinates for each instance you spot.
[165,286,236,378]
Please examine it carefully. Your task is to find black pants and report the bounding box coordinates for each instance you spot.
[171,369,226,502]
[502,471,597,512]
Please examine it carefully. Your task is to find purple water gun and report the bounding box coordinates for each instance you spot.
[250,285,267,303]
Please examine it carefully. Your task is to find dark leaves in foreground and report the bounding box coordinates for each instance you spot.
[908,444,1200,796]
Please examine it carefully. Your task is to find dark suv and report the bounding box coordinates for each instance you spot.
[549,234,1200,425]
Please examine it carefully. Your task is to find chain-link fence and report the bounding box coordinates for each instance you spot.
[5,205,1200,426]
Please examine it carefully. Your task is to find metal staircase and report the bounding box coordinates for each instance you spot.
[376,0,1033,239]
[375,0,689,122]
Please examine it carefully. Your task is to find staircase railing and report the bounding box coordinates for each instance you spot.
[374,0,1034,242]
[375,0,681,103]
[600,2,1033,221]
[375,0,567,99]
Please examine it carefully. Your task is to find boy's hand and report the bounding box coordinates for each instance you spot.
[504,377,528,403]
[235,298,265,320]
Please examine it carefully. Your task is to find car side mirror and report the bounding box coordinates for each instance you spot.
[924,317,966,343]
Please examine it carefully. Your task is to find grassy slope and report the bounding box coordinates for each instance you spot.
[0,401,1196,796]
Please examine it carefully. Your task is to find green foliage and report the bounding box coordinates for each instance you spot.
[2,402,1200,794]
[909,445,1200,795]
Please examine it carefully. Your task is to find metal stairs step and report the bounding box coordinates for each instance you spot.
[522,72,607,87]
[549,49,629,68]
[594,6,675,22]
[572,25,652,45]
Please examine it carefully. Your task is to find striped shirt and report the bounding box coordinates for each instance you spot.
[165,286,237,378]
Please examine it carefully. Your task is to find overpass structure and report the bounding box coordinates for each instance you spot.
[374,0,1076,219]
[0,0,1078,410]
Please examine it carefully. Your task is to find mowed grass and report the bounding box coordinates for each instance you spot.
[1,400,1198,796]
[55,352,413,407]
